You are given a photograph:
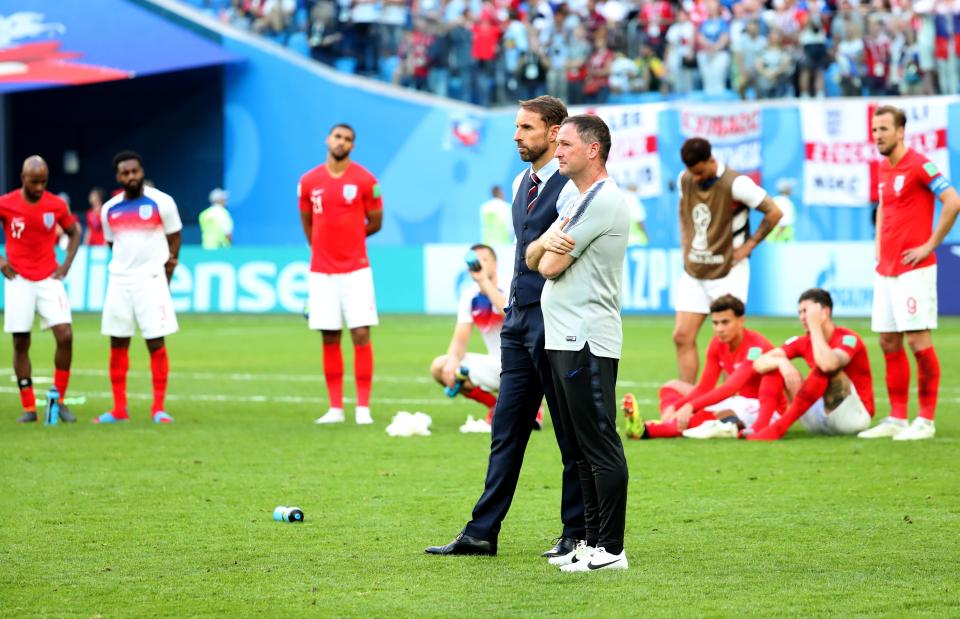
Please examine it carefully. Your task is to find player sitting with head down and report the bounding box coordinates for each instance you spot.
[748,288,875,441]
[622,294,785,439]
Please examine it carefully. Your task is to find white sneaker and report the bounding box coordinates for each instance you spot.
[548,541,593,567]
[857,416,908,439]
[355,406,374,425]
[561,547,628,572]
[682,419,738,439]
[314,408,345,424]
[892,417,935,441]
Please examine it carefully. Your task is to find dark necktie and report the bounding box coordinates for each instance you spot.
[526,172,541,212]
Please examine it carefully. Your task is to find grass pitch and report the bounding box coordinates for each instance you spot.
[1,313,958,617]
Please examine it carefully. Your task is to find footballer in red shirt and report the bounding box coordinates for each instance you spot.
[622,295,785,439]
[749,289,874,441]
[0,156,81,423]
[298,123,383,426]
[864,105,960,440]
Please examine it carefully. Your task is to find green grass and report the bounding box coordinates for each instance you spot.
[1,313,959,617]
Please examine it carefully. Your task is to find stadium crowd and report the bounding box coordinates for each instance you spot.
[188,0,958,104]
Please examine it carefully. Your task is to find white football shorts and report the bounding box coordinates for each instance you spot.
[675,259,750,315]
[307,267,379,331]
[462,352,501,393]
[3,275,71,333]
[101,273,178,339]
[705,394,760,428]
[799,389,872,436]
[871,264,937,333]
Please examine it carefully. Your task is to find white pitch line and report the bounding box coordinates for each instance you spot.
[0,368,663,388]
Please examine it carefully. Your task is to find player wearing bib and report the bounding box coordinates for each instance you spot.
[861,105,960,441]
[749,289,875,441]
[430,244,505,426]
[94,151,182,425]
[0,156,81,423]
[673,137,782,384]
[625,295,786,440]
[300,123,383,426]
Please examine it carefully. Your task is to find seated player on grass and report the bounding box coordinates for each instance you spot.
[429,244,507,426]
[748,288,875,441]
[622,294,785,439]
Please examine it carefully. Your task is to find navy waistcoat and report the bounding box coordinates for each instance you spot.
[509,169,567,308]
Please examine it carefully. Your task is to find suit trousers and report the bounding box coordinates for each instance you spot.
[464,302,586,542]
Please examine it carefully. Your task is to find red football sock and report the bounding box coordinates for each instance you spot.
[463,386,497,408]
[659,386,684,413]
[753,372,785,431]
[644,420,681,439]
[109,347,130,416]
[54,369,70,402]
[688,410,717,429]
[322,341,344,409]
[771,369,830,436]
[354,342,373,408]
[884,348,910,420]
[149,347,169,414]
[18,378,36,412]
[914,347,940,421]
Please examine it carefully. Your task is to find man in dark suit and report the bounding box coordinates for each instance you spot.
[426,96,586,558]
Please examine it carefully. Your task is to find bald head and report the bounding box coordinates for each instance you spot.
[21,155,49,203]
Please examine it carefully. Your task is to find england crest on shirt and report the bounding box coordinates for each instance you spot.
[139,204,153,220]
[894,175,905,194]
[42,212,55,229]
[342,184,358,203]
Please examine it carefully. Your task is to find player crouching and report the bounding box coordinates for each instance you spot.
[622,294,785,440]
[748,288,874,441]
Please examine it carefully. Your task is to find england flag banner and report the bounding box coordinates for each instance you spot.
[577,103,665,199]
[679,105,763,185]
[801,99,950,207]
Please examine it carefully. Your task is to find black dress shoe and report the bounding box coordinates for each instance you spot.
[542,536,579,558]
[425,531,497,556]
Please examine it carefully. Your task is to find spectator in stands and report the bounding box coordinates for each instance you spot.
[565,24,592,104]
[253,0,295,36]
[798,3,829,98]
[583,27,614,103]
[863,17,892,95]
[733,19,766,99]
[544,9,571,102]
[665,9,698,94]
[426,18,451,98]
[502,9,530,101]
[470,3,501,106]
[890,18,924,96]
[447,8,474,101]
[635,42,666,93]
[84,187,107,247]
[517,34,549,101]
[835,20,864,96]
[697,0,732,97]
[350,0,381,75]
[396,21,432,90]
[914,2,938,95]
[756,29,793,98]
[380,0,410,57]
[609,51,640,96]
[308,0,344,65]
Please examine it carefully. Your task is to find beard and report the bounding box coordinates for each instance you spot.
[329,149,350,162]
[519,143,548,163]
[877,143,895,157]
[124,179,144,195]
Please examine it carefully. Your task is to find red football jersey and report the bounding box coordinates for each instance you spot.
[298,162,382,274]
[86,208,105,246]
[0,190,76,281]
[678,328,773,407]
[782,326,875,415]
[877,149,952,277]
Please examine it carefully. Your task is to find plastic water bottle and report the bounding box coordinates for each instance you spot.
[45,387,60,426]
[444,366,470,397]
[273,506,305,523]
